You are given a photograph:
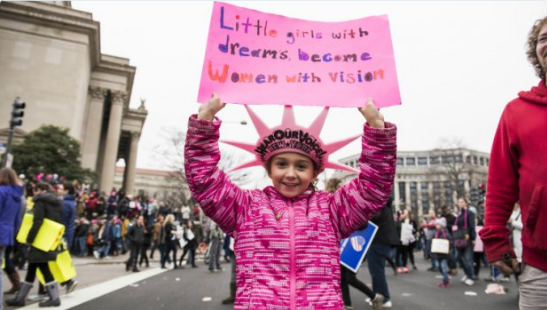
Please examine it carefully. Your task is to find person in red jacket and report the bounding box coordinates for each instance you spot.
[479,15,547,309]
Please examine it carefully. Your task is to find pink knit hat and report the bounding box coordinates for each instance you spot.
[222,105,361,173]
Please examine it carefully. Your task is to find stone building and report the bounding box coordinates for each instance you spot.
[113,166,190,204]
[333,148,490,220]
[0,1,147,194]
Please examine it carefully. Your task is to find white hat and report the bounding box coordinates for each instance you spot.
[435,217,447,228]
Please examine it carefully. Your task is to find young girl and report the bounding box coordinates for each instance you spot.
[431,218,451,288]
[184,94,397,309]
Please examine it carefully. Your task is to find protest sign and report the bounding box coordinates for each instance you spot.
[198,2,401,108]
[340,222,378,273]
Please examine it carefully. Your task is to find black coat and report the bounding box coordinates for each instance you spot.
[126,223,145,246]
[28,191,63,263]
[371,203,399,246]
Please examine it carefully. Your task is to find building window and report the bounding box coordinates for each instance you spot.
[418,157,428,165]
[410,182,418,215]
[421,182,429,190]
[430,156,440,165]
[422,192,430,215]
[433,182,441,191]
[442,156,453,164]
[398,182,406,205]
[473,156,478,165]
[444,181,454,209]
[396,157,404,166]
[480,157,485,166]
[466,155,471,164]
[455,155,462,163]
[457,180,465,197]
[406,157,416,166]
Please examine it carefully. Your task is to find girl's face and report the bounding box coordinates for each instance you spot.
[268,152,318,199]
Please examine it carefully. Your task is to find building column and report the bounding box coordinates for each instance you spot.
[417,182,423,219]
[100,91,125,193]
[405,181,411,210]
[125,131,140,196]
[394,180,400,211]
[429,183,434,212]
[81,87,106,170]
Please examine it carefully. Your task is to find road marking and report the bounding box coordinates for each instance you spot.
[18,268,167,309]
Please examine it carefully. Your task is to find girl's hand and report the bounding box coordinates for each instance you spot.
[359,99,385,129]
[198,93,226,121]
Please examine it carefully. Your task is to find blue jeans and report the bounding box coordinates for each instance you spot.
[436,258,449,284]
[455,244,474,279]
[367,243,392,302]
[97,242,110,257]
[76,237,86,257]
[159,243,171,267]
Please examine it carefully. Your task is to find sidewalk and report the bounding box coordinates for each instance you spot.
[71,251,156,266]
[2,252,167,310]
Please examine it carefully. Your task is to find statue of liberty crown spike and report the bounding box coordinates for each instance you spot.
[221,105,361,173]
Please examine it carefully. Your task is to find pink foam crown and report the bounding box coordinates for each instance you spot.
[221,105,361,173]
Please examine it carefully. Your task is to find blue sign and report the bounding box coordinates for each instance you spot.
[340,222,378,273]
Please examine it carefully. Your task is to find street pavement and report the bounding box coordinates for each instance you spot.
[3,252,519,310]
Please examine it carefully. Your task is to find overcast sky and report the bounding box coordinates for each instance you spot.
[72,1,546,176]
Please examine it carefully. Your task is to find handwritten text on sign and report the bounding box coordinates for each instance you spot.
[198,2,401,108]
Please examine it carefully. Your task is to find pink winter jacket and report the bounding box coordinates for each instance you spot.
[184,115,397,310]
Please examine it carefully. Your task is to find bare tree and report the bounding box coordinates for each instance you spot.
[429,137,482,208]
[153,127,252,208]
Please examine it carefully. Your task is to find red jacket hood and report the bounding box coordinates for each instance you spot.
[518,80,547,105]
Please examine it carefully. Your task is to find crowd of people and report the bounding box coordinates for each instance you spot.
[0,165,524,310]
[0,169,235,308]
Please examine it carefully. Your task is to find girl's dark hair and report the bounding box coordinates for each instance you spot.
[25,182,35,197]
[326,178,342,193]
[35,182,53,192]
[526,16,547,80]
[63,182,75,195]
[0,168,18,185]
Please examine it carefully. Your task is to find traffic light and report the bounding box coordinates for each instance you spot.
[478,183,486,203]
[10,98,26,128]
[2,98,26,168]
[470,186,479,205]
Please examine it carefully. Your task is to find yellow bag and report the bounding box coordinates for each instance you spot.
[2,258,4,269]
[37,250,77,284]
[16,214,65,252]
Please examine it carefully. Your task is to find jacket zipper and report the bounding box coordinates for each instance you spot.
[288,200,296,310]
